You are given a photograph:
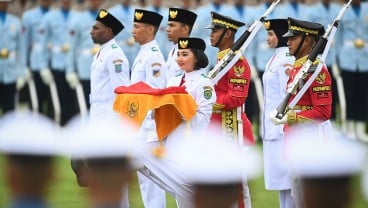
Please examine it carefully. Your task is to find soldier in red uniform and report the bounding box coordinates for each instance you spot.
[271,17,332,131]
[270,17,332,207]
[206,12,255,145]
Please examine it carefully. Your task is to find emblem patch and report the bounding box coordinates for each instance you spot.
[113,59,124,73]
[315,72,326,85]
[169,10,178,19]
[203,86,213,100]
[233,66,244,77]
[229,78,247,85]
[153,70,160,77]
[135,11,143,20]
[127,101,139,118]
[179,40,188,48]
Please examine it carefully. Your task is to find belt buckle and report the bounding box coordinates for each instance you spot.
[62,44,70,53]
[354,38,365,49]
[0,48,9,59]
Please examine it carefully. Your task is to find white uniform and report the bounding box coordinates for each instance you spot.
[165,44,182,82]
[89,38,130,121]
[131,39,166,88]
[262,47,295,208]
[131,39,167,208]
[138,69,216,208]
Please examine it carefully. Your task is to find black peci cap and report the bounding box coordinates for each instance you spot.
[264,19,289,47]
[283,17,325,38]
[205,12,245,32]
[96,9,124,36]
[178,37,206,51]
[134,9,163,28]
[168,8,197,27]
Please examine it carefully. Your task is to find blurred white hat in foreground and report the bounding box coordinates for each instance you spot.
[0,111,60,156]
[62,116,140,159]
[168,134,262,184]
[286,127,367,178]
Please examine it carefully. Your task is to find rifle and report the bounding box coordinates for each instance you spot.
[275,0,352,119]
[208,0,280,84]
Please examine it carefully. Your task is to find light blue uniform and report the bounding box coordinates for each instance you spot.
[40,8,77,71]
[39,8,79,125]
[67,9,98,80]
[109,3,139,66]
[227,4,257,67]
[0,11,22,84]
[192,3,232,69]
[278,1,306,20]
[337,2,368,72]
[21,6,49,71]
[248,2,284,70]
[146,5,172,59]
[253,1,304,72]
[302,2,340,67]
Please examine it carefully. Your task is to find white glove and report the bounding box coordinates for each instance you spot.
[270,110,287,125]
[16,68,32,90]
[40,68,54,85]
[66,72,79,89]
[16,77,27,90]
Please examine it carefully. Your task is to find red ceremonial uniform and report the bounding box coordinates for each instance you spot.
[210,49,255,145]
[285,55,332,129]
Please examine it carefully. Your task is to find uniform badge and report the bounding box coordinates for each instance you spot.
[315,72,326,85]
[135,11,143,21]
[113,59,124,73]
[179,40,188,48]
[169,10,178,19]
[99,10,108,18]
[152,63,162,77]
[263,21,270,30]
[203,86,213,100]
[151,47,158,52]
[127,101,139,118]
[233,66,244,77]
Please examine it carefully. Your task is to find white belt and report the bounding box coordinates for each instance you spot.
[52,46,62,53]
[9,52,16,59]
[80,48,92,56]
[259,42,269,50]
[0,51,16,59]
[32,43,42,51]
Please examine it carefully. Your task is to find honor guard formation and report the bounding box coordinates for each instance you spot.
[1,0,368,208]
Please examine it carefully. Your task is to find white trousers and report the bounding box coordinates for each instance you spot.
[279,189,296,208]
[137,141,194,208]
[137,172,166,208]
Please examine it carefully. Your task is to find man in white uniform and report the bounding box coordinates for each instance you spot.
[165,7,197,82]
[130,8,167,208]
[89,9,130,121]
[75,11,130,207]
